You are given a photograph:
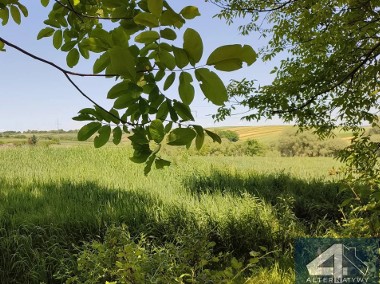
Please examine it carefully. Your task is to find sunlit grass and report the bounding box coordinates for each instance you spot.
[0,146,347,283]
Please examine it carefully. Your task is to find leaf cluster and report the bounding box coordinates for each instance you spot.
[0,0,258,173]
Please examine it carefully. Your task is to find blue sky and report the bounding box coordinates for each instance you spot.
[0,0,280,131]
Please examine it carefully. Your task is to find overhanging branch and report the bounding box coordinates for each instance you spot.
[53,0,133,21]
[273,41,380,114]
[0,36,135,126]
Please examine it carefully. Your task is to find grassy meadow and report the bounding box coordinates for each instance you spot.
[0,127,354,283]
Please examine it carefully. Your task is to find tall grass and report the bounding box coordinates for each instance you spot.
[0,146,346,283]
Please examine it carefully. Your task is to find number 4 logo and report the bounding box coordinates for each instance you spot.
[307,243,368,281]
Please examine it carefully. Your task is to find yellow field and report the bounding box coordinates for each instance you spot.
[219,125,358,143]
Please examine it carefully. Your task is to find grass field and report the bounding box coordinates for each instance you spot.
[0,125,359,147]
[0,144,350,283]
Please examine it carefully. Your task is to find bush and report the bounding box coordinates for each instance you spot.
[61,226,263,284]
[177,138,266,157]
[277,130,348,157]
[216,130,239,142]
[28,135,38,146]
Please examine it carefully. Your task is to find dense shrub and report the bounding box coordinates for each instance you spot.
[60,226,263,284]
[277,130,348,157]
[216,130,240,142]
[181,138,266,156]
[28,135,38,146]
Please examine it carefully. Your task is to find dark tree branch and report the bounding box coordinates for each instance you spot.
[209,0,296,13]
[53,0,133,21]
[0,37,119,77]
[273,41,380,114]
[0,36,135,126]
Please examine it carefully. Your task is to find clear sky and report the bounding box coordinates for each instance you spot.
[0,0,280,131]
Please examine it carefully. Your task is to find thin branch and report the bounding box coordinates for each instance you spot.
[54,0,133,21]
[209,0,296,13]
[0,37,119,78]
[0,36,135,126]
[273,41,380,114]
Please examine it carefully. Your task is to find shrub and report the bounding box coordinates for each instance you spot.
[277,130,348,157]
[62,226,263,284]
[28,135,38,146]
[216,130,239,142]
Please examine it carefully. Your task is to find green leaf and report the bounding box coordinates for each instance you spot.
[94,106,120,124]
[173,100,194,121]
[134,12,159,28]
[160,28,177,40]
[0,40,4,51]
[149,119,165,143]
[72,113,94,121]
[179,72,194,105]
[167,100,178,121]
[94,125,111,148]
[41,0,50,7]
[172,47,189,69]
[61,40,77,51]
[205,129,222,144]
[130,143,152,163]
[10,6,21,25]
[129,128,149,145]
[135,31,160,44]
[37,27,55,40]
[195,68,227,105]
[93,52,110,74]
[109,82,142,107]
[158,50,176,70]
[167,128,196,146]
[207,44,257,71]
[180,6,200,19]
[16,3,28,17]
[155,69,165,81]
[53,30,63,49]
[241,45,257,65]
[144,154,156,175]
[78,44,89,59]
[155,158,171,169]
[109,46,136,80]
[78,122,102,141]
[160,10,184,28]
[0,8,9,26]
[164,121,173,133]
[147,0,163,16]
[80,38,107,53]
[183,28,203,66]
[66,48,80,68]
[112,126,122,145]
[193,125,205,150]
[156,102,169,120]
[164,72,176,91]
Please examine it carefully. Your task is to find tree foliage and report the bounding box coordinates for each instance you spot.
[0,0,257,174]
[210,0,380,233]
[211,0,380,131]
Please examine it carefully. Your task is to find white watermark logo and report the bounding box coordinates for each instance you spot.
[306,243,369,283]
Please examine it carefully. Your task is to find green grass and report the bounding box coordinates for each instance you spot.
[0,146,348,283]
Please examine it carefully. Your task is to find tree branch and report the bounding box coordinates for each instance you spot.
[0,37,119,78]
[53,0,133,21]
[273,41,380,114]
[209,0,296,13]
[0,36,135,126]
